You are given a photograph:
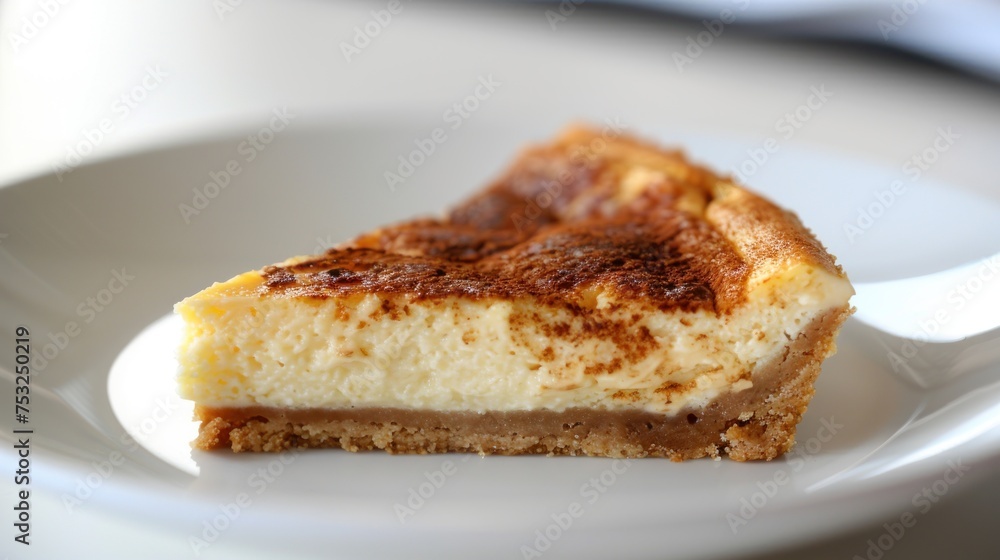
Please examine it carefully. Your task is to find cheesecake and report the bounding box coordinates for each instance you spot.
[175,126,853,461]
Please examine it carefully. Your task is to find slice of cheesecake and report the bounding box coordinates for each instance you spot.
[175,126,853,461]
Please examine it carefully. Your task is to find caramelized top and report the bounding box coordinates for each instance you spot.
[261,126,844,314]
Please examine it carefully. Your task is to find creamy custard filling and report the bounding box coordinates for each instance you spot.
[176,265,851,415]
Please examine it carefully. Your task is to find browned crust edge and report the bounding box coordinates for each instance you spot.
[192,307,851,461]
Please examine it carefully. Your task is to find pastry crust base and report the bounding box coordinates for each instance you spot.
[192,307,851,461]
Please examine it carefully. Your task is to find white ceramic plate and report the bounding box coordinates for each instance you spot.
[3,121,1000,560]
